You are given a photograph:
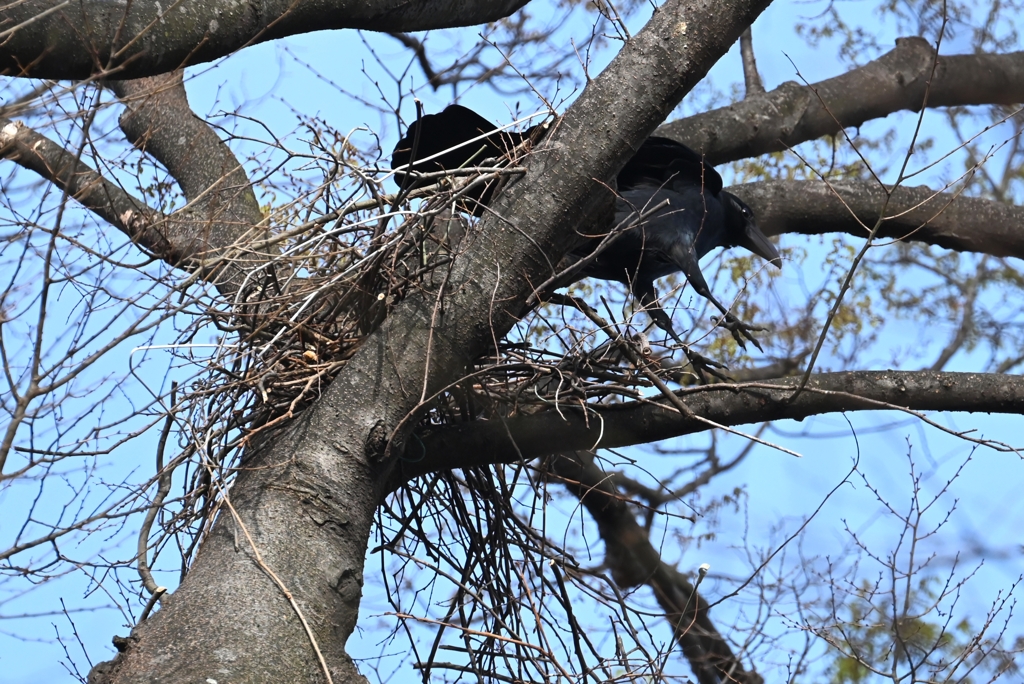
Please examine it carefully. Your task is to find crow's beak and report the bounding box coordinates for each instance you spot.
[737,223,782,269]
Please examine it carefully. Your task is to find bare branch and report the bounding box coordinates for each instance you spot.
[733,178,1024,259]
[398,371,1024,480]
[550,450,764,684]
[0,115,168,254]
[661,37,1024,164]
[0,73,274,297]
[739,27,764,96]
[387,32,443,89]
[110,71,269,292]
[0,0,532,79]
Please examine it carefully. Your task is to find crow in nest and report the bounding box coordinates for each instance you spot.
[391,104,781,374]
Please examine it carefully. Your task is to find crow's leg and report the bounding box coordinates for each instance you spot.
[635,282,731,382]
[686,278,769,351]
[669,244,770,350]
[635,280,684,343]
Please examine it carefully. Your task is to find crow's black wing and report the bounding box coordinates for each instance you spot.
[391,104,522,188]
[618,136,722,195]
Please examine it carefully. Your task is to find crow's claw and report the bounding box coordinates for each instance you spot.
[711,313,768,352]
[683,346,732,384]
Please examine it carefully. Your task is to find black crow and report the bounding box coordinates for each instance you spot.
[391,104,539,215]
[575,136,781,350]
[390,105,781,355]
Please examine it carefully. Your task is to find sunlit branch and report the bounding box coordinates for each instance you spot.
[0,0,533,79]
[0,115,167,254]
[735,179,1024,260]
[662,37,1024,164]
[396,371,1024,483]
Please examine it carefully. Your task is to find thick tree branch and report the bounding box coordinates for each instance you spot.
[0,0,531,80]
[0,114,172,255]
[110,72,268,294]
[738,27,763,96]
[397,371,1024,481]
[0,73,270,292]
[0,74,271,292]
[733,178,1024,258]
[660,37,1024,164]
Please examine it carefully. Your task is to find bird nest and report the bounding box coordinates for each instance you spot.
[151,139,767,569]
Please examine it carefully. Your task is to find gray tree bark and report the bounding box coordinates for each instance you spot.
[737,179,1024,256]
[660,36,1024,163]
[396,371,1024,481]
[0,0,532,79]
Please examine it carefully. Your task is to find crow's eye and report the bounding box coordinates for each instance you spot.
[742,206,752,217]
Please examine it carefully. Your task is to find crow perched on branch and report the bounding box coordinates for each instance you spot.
[391,104,781,363]
[391,104,541,214]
